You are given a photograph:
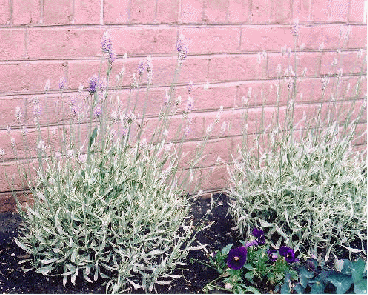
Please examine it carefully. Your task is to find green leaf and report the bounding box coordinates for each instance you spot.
[293,283,305,294]
[89,127,98,148]
[351,259,367,283]
[244,286,260,294]
[354,278,367,294]
[298,267,314,288]
[326,273,353,294]
[221,244,233,256]
[36,265,53,275]
[310,281,325,294]
[243,263,254,270]
[244,272,254,280]
[280,282,290,294]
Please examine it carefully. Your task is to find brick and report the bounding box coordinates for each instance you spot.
[203,0,228,23]
[298,24,346,51]
[27,28,103,59]
[0,29,26,61]
[347,25,367,49]
[241,26,294,52]
[150,57,177,86]
[228,0,249,23]
[161,112,206,141]
[156,0,179,23]
[110,27,177,56]
[294,77,329,103]
[320,50,367,75]
[74,0,101,24]
[250,0,271,23]
[67,60,107,90]
[178,57,209,84]
[270,0,293,24]
[352,123,367,146]
[0,96,27,129]
[104,0,130,24]
[0,192,34,213]
[208,55,267,83]
[293,0,312,22]
[338,76,367,99]
[238,80,289,106]
[310,0,330,21]
[268,52,322,79]
[198,164,228,191]
[12,0,41,25]
[180,27,240,54]
[43,0,73,24]
[329,0,349,21]
[180,0,203,24]
[147,56,209,87]
[0,0,10,24]
[180,137,232,169]
[0,62,65,93]
[130,0,156,23]
[176,84,238,110]
[349,0,367,22]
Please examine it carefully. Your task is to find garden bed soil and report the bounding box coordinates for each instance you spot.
[0,193,366,294]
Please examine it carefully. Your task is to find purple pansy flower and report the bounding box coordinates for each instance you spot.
[252,228,265,245]
[267,249,278,262]
[279,246,298,263]
[227,247,247,270]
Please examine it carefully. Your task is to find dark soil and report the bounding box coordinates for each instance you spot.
[0,193,238,294]
[0,193,366,294]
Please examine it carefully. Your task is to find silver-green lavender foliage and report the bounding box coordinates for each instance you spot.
[12,34,207,293]
[227,48,367,261]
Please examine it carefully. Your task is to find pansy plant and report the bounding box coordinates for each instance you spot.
[203,228,299,294]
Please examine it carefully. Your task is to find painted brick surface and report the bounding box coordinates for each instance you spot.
[0,0,366,211]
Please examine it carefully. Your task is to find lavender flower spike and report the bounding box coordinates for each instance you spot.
[101,32,116,64]
[87,75,102,95]
[227,247,247,270]
[176,34,188,62]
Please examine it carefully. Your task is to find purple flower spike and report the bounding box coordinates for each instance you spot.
[279,246,297,263]
[227,247,247,270]
[176,35,188,62]
[267,249,278,262]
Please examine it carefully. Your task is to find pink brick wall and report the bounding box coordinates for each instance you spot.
[0,0,366,212]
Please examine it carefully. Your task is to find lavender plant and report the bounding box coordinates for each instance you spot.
[9,33,211,293]
[227,30,367,263]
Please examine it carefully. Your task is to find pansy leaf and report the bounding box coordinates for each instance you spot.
[243,272,254,280]
[243,263,254,270]
[341,259,353,275]
[351,258,366,283]
[310,281,325,294]
[221,244,233,256]
[293,283,305,294]
[299,267,314,288]
[244,286,260,294]
[280,282,290,294]
[354,278,367,294]
[326,273,353,294]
